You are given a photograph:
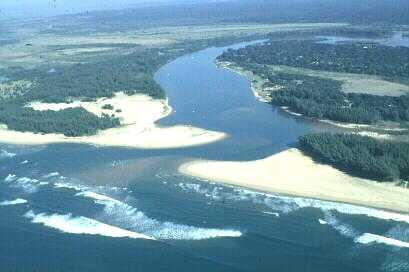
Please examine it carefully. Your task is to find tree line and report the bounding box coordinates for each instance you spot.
[299,133,409,182]
[0,102,120,137]
[265,72,409,124]
[219,39,409,79]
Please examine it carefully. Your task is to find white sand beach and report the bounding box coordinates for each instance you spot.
[179,148,409,213]
[0,92,227,149]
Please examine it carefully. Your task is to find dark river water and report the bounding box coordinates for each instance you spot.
[0,40,408,272]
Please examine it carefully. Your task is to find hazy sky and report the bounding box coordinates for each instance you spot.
[0,0,197,20]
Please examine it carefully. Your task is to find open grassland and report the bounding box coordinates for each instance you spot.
[266,65,409,97]
[0,23,346,69]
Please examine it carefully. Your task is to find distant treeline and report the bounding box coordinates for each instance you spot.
[220,40,409,79]
[7,49,167,103]
[51,0,409,34]
[299,133,409,182]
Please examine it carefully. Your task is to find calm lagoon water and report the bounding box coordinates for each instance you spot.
[0,41,408,272]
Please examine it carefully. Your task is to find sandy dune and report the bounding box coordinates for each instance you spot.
[179,148,409,213]
[0,92,227,149]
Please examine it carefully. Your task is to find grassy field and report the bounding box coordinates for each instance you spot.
[265,65,409,97]
[0,23,346,69]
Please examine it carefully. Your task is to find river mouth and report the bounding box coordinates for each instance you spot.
[154,41,335,161]
[1,40,409,272]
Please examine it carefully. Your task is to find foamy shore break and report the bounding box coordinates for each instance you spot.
[0,92,227,148]
[179,148,409,214]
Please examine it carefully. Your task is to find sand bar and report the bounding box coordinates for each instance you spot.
[0,92,227,149]
[179,148,409,213]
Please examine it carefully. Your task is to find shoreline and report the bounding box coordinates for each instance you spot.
[219,61,408,140]
[0,92,228,149]
[179,148,409,214]
[217,61,273,103]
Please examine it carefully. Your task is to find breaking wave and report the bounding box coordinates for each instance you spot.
[355,233,409,248]
[324,212,359,238]
[4,174,48,193]
[77,191,242,240]
[54,181,90,191]
[42,172,60,179]
[173,180,409,224]
[0,149,16,159]
[0,198,27,206]
[24,210,154,240]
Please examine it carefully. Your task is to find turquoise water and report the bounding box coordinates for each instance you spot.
[0,41,408,272]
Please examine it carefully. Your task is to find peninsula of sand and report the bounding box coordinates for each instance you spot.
[179,148,409,213]
[0,92,227,149]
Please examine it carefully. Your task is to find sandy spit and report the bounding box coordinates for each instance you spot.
[0,92,227,149]
[179,148,409,213]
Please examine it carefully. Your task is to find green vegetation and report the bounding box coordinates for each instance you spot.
[219,38,409,124]
[299,133,409,182]
[6,49,166,103]
[0,48,174,136]
[265,73,409,124]
[0,31,271,137]
[0,103,119,137]
[220,40,409,79]
[102,104,114,110]
[218,32,409,183]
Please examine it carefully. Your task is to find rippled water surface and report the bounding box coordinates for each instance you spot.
[1,40,408,272]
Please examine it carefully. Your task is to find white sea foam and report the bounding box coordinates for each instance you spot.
[54,181,90,192]
[175,181,409,225]
[13,177,46,193]
[355,233,409,248]
[275,195,409,224]
[0,149,16,158]
[20,160,29,164]
[262,211,280,217]
[42,172,60,178]
[4,175,48,193]
[0,198,27,206]
[77,191,242,240]
[324,212,359,238]
[24,210,154,240]
[4,174,17,182]
[386,225,409,243]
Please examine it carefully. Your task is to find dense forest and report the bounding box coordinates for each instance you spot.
[7,49,167,103]
[265,72,409,124]
[0,48,176,136]
[219,40,409,79]
[0,102,120,137]
[299,133,409,182]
